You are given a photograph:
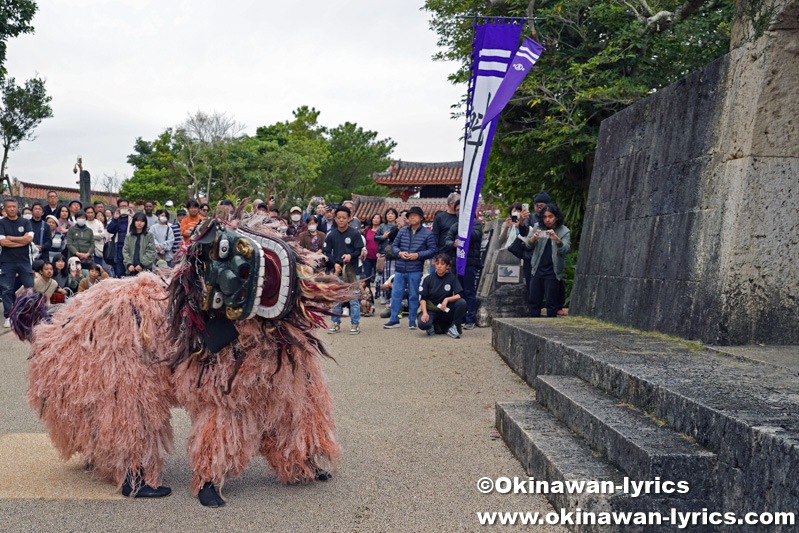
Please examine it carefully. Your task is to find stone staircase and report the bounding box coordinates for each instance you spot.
[493,318,799,532]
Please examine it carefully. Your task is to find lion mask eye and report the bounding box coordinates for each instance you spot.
[212,291,224,309]
[219,239,230,259]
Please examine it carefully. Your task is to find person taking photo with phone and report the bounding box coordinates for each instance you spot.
[524,203,570,318]
[107,197,134,278]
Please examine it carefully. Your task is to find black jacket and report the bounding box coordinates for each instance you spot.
[323,226,364,274]
[30,217,52,258]
[431,211,459,253]
[444,220,483,268]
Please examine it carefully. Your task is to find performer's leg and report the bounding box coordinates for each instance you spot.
[258,345,341,484]
[172,349,265,506]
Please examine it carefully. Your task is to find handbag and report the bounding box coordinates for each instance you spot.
[103,241,116,265]
[506,234,526,260]
[376,254,385,273]
[384,242,395,260]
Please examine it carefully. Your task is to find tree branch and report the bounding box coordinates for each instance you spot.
[621,0,712,34]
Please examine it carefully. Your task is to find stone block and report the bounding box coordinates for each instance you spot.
[492,318,799,521]
[535,375,718,501]
[571,24,799,344]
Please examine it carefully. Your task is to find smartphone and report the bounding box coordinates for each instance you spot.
[270,195,275,201]
[522,203,529,212]
[511,214,518,223]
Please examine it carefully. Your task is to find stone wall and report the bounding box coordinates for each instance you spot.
[571,4,799,345]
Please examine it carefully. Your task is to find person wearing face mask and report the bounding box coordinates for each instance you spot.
[151,209,176,266]
[503,201,524,248]
[286,206,307,237]
[297,217,326,259]
[66,210,95,265]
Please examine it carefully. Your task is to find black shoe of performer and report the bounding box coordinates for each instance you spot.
[198,481,225,508]
[121,472,171,498]
[315,468,332,481]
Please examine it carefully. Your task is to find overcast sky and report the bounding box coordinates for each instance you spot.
[5,0,466,190]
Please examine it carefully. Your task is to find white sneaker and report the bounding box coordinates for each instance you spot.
[3,318,10,328]
[447,325,460,339]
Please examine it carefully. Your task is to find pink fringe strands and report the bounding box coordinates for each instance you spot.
[15,209,353,497]
[166,213,352,494]
[21,273,176,490]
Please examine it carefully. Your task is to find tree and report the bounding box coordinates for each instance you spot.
[0,75,52,192]
[125,106,394,209]
[254,106,330,209]
[0,1,37,79]
[317,122,396,202]
[119,166,178,204]
[423,0,735,242]
[92,170,125,194]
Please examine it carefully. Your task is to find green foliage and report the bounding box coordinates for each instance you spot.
[119,166,178,204]
[125,106,394,210]
[736,0,779,41]
[423,0,735,246]
[0,75,52,190]
[0,0,37,79]
[317,122,396,203]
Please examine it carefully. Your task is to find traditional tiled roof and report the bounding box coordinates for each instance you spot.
[351,194,490,224]
[17,180,120,206]
[373,160,463,186]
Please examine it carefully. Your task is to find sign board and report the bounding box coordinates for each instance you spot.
[497,264,521,284]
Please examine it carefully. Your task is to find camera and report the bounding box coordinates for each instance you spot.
[511,214,518,223]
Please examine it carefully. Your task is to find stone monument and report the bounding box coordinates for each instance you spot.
[475,219,528,327]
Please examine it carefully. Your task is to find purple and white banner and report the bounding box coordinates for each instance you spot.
[456,24,543,275]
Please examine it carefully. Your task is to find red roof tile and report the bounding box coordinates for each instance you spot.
[17,181,121,206]
[373,160,463,186]
[351,194,490,224]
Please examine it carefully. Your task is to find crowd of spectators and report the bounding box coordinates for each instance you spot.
[0,188,570,332]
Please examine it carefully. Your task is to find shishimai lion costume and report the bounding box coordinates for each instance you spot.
[11,211,352,507]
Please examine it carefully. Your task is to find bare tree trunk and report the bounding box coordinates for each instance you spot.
[1,145,9,194]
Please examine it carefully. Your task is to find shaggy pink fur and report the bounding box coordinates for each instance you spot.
[171,221,349,494]
[24,216,351,496]
[26,272,175,490]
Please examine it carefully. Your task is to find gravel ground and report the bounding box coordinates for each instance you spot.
[0,317,564,532]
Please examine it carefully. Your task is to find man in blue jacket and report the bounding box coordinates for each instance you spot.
[384,206,437,330]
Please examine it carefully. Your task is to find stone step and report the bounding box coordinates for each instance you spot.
[492,318,799,519]
[535,375,717,501]
[496,401,715,533]
[496,400,633,533]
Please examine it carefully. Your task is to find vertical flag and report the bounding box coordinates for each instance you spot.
[456,25,543,275]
